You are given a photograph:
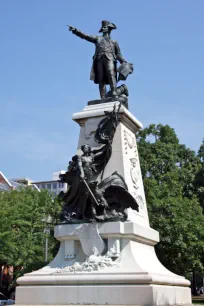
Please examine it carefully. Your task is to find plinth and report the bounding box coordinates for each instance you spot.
[16,102,191,305]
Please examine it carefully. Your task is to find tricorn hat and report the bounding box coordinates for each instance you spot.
[99,20,117,33]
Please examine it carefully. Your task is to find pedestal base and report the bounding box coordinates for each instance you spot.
[16,284,191,306]
[16,103,191,306]
[16,222,191,306]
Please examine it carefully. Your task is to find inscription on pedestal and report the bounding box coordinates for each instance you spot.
[64,240,76,260]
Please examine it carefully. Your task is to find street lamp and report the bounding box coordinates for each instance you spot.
[42,216,52,262]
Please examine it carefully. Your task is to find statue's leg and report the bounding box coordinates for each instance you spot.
[99,82,106,99]
[96,57,106,99]
[110,76,117,100]
[105,59,118,100]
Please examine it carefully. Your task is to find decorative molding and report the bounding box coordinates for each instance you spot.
[124,130,137,156]
[135,194,145,210]
[107,238,120,258]
[124,130,135,149]
[130,158,139,189]
[53,253,119,273]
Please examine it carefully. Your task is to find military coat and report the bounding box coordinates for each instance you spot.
[72,29,125,84]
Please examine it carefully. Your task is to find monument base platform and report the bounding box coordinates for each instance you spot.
[16,104,191,305]
[16,284,191,305]
[16,222,191,306]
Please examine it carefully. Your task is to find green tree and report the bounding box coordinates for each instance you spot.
[194,139,204,210]
[0,188,61,280]
[136,124,204,278]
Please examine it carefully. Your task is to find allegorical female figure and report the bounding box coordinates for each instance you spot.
[59,143,111,221]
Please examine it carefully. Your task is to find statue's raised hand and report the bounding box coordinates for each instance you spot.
[67,25,76,32]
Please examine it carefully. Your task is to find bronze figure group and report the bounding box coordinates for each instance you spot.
[59,104,139,223]
[59,22,137,223]
[68,20,133,102]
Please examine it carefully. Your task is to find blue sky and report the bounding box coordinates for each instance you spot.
[0,0,203,181]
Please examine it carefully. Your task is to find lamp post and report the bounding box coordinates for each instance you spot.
[43,227,50,262]
[42,216,52,262]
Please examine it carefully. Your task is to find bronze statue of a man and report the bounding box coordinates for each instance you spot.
[68,20,127,100]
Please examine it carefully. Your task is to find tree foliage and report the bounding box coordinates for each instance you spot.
[194,139,204,210]
[136,124,204,277]
[0,188,62,279]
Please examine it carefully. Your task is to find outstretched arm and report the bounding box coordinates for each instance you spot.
[92,143,110,159]
[68,25,97,43]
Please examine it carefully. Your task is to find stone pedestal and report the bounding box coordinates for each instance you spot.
[16,102,192,305]
[72,102,149,226]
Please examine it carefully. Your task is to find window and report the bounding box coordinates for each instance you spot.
[52,183,57,189]
[41,184,45,189]
[47,184,51,189]
[59,182,64,188]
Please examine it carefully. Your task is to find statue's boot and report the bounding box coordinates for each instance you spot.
[99,83,107,99]
[109,75,118,101]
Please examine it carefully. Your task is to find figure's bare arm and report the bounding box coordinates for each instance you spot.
[77,156,85,179]
[68,25,97,43]
[92,143,109,159]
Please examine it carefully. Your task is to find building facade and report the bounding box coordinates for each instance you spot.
[32,171,67,197]
[0,171,39,192]
[0,170,67,197]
